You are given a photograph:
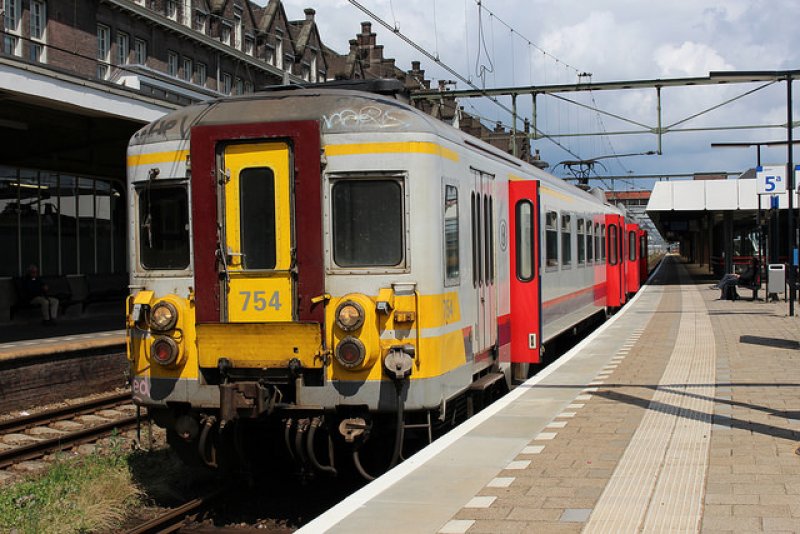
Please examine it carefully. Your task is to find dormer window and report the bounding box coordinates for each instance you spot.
[221,23,231,47]
[166,0,177,21]
[194,11,207,34]
[182,0,191,26]
[233,8,242,49]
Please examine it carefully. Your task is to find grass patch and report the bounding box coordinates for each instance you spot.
[0,438,222,534]
[0,449,139,533]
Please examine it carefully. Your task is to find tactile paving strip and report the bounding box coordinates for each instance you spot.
[584,276,715,532]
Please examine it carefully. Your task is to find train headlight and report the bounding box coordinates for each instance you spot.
[151,336,179,366]
[335,337,366,369]
[335,301,364,332]
[150,301,178,331]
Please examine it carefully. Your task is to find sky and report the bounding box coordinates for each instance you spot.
[277,0,800,190]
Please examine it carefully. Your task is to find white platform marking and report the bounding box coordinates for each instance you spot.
[505,460,530,470]
[545,421,567,429]
[465,496,496,508]
[439,519,474,533]
[522,445,545,454]
[487,477,514,488]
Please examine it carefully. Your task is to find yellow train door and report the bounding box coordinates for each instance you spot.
[222,142,294,322]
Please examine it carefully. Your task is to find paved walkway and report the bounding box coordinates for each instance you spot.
[304,256,800,533]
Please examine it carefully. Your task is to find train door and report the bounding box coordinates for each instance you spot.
[472,170,496,355]
[625,223,640,295]
[605,214,623,308]
[619,220,626,302]
[509,179,541,380]
[639,230,649,282]
[221,141,294,322]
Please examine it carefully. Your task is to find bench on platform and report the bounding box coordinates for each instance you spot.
[0,273,128,322]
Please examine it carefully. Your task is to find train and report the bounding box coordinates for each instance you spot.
[125,80,646,477]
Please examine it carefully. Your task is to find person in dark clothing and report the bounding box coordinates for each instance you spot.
[717,258,759,300]
[23,265,58,325]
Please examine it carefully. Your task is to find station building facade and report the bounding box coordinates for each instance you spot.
[1,0,534,289]
[0,0,408,282]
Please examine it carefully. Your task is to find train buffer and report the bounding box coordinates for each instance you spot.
[302,255,800,533]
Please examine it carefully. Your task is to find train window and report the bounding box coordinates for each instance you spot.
[138,184,190,270]
[595,223,601,263]
[640,234,647,260]
[516,200,534,281]
[444,185,459,283]
[608,225,618,265]
[587,220,594,263]
[545,211,558,268]
[239,167,276,269]
[577,218,586,264]
[332,179,403,267]
[629,230,637,261]
[600,224,606,261]
[561,214,572,267]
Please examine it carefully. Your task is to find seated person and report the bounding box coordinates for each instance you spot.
[718,259,759,300]
[22,265,59,325]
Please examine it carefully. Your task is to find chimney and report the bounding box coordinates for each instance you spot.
[208,0,225,14]
[361,22,372,35]
[304,8,315,22]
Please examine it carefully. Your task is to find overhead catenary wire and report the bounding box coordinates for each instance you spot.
[346,0,586,162]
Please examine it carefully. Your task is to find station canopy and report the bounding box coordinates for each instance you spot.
[646,171,799,242]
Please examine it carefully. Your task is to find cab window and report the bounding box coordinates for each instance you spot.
[138,184,189,269]
[332,178,403,267]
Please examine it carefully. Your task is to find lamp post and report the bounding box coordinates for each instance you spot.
[787,73,795,316]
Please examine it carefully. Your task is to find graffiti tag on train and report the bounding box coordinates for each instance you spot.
[132,377,150,398]
[132,115,191,142]
[322,106,408,131]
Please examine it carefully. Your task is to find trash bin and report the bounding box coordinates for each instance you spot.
[768,264,786,294]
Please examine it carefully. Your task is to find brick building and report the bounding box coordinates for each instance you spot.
[0,0,532,281]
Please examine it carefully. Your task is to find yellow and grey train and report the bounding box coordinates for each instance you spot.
[126,80,635,475]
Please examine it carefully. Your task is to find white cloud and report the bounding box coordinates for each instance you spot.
[654,42,733,77]
[273,0,799,179]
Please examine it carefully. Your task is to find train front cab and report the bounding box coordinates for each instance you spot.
[605,214,626,309]
[625,222,641,296]
[508,178,542,381]
[128,120,328,441]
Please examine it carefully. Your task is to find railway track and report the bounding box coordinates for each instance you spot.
[0,391,139,469]
[123,491,221,534]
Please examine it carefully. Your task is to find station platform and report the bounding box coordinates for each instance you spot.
[302,255,800,533]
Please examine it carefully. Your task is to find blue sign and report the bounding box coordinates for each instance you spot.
[757,165,787,194]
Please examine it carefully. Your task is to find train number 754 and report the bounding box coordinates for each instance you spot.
[240,291,282,311]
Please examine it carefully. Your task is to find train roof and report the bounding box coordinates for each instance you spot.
[130,85,616,210]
